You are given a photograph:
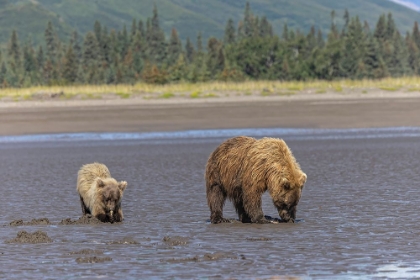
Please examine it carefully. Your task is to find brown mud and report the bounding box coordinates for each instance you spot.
[106,237,139,245]
[5,230,52,244]
[76,256,112,264]
[9,218,50,226]
[59,215,104,225]
[69,249,104,255]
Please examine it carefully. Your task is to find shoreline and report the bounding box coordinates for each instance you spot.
[0,90,420,109]
[1,92,420,136]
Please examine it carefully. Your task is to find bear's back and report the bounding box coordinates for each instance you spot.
[247,138,303,184]
[77,162,111,192]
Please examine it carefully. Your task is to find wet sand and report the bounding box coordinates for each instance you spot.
[0,94,419,278]
[0,129,419,278]
[0,94,420,136]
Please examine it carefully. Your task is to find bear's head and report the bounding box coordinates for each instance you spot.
[97,178,127,222]
[274,172,306,223]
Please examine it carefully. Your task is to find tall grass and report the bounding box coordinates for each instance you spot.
[1,77,420,99]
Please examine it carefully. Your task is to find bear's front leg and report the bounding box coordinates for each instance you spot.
[92,206,108,222]
[243,192,270,224]
[113,208,124,222]
[95,212,108,222]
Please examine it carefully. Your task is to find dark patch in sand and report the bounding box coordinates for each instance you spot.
[162,256,200,263]
[163,236,189,246]
[9,218,50,226]
[107,237,139,245]
[203,252,238,261]
[69,249,104,255]
[246,237,272,241]
[59,215,102,225]
[76,256,112,264]
[6,230,52,244]
[162,252,239,263]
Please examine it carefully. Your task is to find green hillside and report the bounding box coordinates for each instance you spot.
[2,0,420,45]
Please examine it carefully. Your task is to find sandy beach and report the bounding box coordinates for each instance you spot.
[0,91,419,136]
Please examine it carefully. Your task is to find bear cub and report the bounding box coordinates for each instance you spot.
[77,162,127,223]
[205,136,307,224]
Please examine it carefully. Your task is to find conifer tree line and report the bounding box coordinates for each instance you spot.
[1,3,420,87]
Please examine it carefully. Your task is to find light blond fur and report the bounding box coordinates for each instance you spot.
[77,162,127,222]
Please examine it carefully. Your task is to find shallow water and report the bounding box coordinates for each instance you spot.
[0,127,419,279]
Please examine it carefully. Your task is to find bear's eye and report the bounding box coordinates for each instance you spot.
[283,183,290,190]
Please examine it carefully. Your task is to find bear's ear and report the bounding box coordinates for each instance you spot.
[118,181,127,192]
[281,178,290,190]
[299,173,307,186]
[96,178,105,188]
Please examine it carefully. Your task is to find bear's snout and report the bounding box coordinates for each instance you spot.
[278,204,297,223]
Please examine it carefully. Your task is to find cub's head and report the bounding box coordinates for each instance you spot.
[96,178,127,222]
[274,172,306,223]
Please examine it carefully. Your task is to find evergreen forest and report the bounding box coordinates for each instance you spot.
[2,3,420,88]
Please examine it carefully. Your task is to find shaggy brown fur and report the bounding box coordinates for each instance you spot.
[77,162,127,223]
[205,136,307,224]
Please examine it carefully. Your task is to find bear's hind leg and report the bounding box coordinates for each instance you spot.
[80,195,90,215]
[207,184,229,224]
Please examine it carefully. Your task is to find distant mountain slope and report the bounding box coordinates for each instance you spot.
[389,0,420,11]
[2,0,420,45]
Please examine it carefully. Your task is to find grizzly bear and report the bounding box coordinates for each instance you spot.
[77,162,127,223]
[205,136,307,224]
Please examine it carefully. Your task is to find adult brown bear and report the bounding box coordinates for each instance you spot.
[205,136,306,224]
[77,162,127,223]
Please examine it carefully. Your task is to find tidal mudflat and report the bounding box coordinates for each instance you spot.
[0,127,419,279]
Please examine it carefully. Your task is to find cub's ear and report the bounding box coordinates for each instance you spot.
[299,173,307,186]
[118,181,127,192]
[96,178,105,188]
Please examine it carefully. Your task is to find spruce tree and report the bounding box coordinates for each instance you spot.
[119,25,129,59]
[8,30,21,72]
[385,13,397,41]
[259,16,273,38]
[22,40,36,74]
[130,18,137,40]
[62,44,78,83]
[341,16,365,78]
[71,31,82,62]
[131,30,145,74]
[282,24,289,41]
[196,32,203,53]
[374,14,387,58]
[206,37,224,78]
[185,37,195,63]
[94,20,102,45]
[44,21,59,64]
[243,2,253,38]
[167,28,182,66]
[224,18,236,44]
[36,46,44,72]
[138,20,145,39]
[388,31,411,77]
[359,35,387,79]
[412,22,420,49]
[82,32,100,83]
[406,34,420,74]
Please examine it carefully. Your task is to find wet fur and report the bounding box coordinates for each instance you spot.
[76,162,127,223]
[205,136,307,224]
